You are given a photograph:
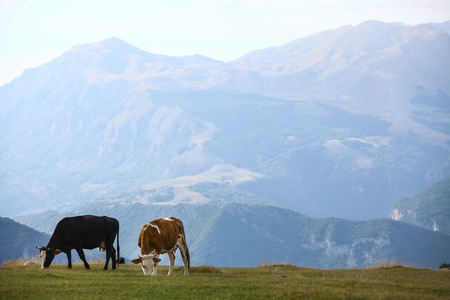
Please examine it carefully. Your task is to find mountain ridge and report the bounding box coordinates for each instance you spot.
[12,199,450,269]
[388,176,450,234]
[1,20,449,220]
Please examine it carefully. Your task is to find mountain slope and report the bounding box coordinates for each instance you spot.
[227,21,450,101]
[1,21,449,220]
[225,21,450,152]
[388,176,450,234]
[0,217,49,264]
[0,216,118,265]
[14,201,450,269]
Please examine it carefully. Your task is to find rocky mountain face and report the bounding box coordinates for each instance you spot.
[388,176,450,234]
[1,21,449,221]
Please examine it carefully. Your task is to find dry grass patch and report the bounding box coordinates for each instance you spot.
[189,265,222,274]
[1,261,449,299]
[372,258,421,270]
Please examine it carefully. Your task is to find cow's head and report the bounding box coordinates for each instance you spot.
[131,254,161,275]
[36,247,62,269]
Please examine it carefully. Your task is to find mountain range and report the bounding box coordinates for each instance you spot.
[12,178,450,269]
[2,20,450,268]
[1,20,449,221]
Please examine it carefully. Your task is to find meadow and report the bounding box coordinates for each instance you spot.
[0,261,449,299]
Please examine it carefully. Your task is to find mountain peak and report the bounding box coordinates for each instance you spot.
[1,20,449,221]
[70,37,147,56]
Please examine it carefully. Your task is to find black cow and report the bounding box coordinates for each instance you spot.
[37,215,120,270]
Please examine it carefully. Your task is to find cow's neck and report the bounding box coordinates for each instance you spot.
[46,233,61,249]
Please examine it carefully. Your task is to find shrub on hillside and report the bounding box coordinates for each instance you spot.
[438,263,449,269]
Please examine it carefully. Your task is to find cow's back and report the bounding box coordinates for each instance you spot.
[138,217,185,254]
[51,215,118,249]
[170,217,186,235]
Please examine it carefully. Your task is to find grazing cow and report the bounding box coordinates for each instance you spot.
[37,215,120,270]
[131,217,190,276]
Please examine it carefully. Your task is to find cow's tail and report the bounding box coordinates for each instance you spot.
[116,223,120,264]
[174,218,190,271]
[180,222,190,271]
[184,235,190,271]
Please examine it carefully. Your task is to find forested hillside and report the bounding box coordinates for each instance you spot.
[15,200,450,269]
[0,217,49,264]
[389,176,450,234]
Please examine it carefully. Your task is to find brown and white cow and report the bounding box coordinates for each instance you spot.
[131,217,190,276]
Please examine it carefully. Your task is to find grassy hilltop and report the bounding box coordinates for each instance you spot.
[1,261,449,299]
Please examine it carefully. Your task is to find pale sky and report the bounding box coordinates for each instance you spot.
[1,0,449,86]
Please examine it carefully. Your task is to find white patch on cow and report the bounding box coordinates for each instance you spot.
[167,252,175,276]
[144,223,161,234]
[153,255,159,275]
[140,254,154,275]
[140,253,160,275]
[99,241,106,251]
[39,250,46,269]
[163,217,173,221]
[160,244,177,254]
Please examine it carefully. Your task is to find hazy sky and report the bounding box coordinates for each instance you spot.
[1,0,449,86]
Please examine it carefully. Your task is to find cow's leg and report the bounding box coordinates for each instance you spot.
[179,248,189,276]
[103,246,110,270]
[75,248,90,270]
[153,262,157,276]
[103,245,116,270]
[167,252,175,276]
[66,251,72,269]
[110,245,117,270]
[178,238,190,276]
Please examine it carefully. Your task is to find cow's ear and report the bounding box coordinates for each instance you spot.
[131,258,142,264]
[53,249,62,255]
[153,257,161,264]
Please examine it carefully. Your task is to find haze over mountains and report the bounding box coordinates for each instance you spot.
[1,20,449,222]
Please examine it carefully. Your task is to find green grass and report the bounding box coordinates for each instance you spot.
[1,261,449,299]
